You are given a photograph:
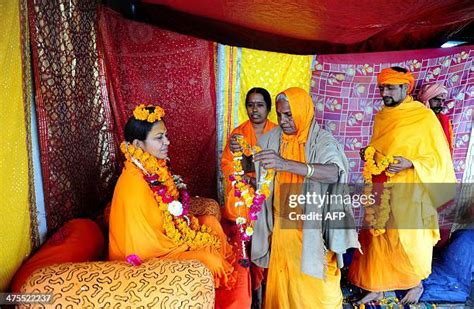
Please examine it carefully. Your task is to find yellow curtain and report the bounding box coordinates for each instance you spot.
[217,45,313,151]
[0,0,32,291]
[237,48,313,124]
[216,45,312,202]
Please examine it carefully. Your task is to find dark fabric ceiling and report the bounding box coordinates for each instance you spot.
[114,0,474,54]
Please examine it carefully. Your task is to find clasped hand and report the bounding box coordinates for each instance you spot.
[387,156,413,174]
[229,134,243,152]
[253,149,288,171]
[359,147,412,174]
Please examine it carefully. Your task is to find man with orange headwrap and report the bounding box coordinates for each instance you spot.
[348,67,457,305]
[251,87,359,308]
[418,83,453,154]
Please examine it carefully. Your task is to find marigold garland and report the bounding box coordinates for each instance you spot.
[361,146,394,236]
[133,104,165,123]
[120,142,221,251]
[230,136,274,266]
[362,146,395,183]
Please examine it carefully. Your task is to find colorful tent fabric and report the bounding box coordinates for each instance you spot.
[216,44,312,201]
[4,1,473,296]
[28,0,118,232]
[97,7,218,199]
[140,0,474,54]
[311,45,474,184]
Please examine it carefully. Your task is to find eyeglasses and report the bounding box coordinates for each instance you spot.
[247,101,266,104]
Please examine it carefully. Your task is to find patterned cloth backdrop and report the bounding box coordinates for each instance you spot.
[216,44,312,202]
[28,0,118,233]
[97,7,217,198]
[311,46,474,183]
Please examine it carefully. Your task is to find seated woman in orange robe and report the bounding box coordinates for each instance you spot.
[109,104,250,307]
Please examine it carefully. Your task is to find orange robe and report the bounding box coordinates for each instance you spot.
[109,161,250,307]
[11,219,104,292]
[348,96,456,291]
[221,119,277,221]
[437,113,454,155]
[263,88,344,308]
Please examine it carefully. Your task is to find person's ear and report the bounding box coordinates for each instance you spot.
[132,139,144,149]
[402,84,409,93]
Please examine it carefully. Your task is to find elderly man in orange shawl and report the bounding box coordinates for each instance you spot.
[251,87,359,308]
[418,83,454,155]
[348,67,457,305]
[220,87,277,307]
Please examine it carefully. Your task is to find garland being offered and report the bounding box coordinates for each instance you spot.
[230,136,274,266]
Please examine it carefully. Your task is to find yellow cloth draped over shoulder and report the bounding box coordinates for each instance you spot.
[221,119,277,221]
[348,70,456,291]
[109,161,237,290]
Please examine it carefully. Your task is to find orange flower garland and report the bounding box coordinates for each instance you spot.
[362,146,395,183]
[361,146,394,236]
[121,142,221,250]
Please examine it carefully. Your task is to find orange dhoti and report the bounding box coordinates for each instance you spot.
[216,220,252,309]
[265,219,342,308]
[254,88,354,308]
[349,229,430,291]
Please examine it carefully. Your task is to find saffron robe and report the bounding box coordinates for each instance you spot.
[348,96,457,291]
[109,161,251,307]
[220,119,276,300]
[437,113,454,155]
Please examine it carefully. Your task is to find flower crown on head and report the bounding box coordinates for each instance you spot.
[133,104,165,123]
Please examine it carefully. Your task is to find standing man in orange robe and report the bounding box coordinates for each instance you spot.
[349,67,457,305]
[221,87,277,307]
[418,83,454,155]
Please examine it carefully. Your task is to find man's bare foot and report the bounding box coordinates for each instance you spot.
[400,283,424,305]
[355,291,384,305]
